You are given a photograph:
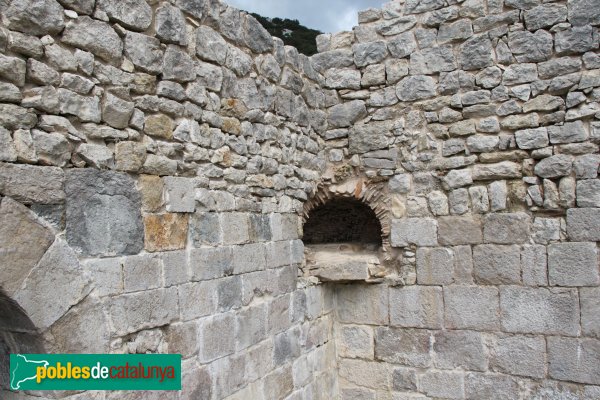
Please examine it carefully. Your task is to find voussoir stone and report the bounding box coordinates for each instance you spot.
[62,16,123,64]
[66,169,143,257]
[97,0,152,31]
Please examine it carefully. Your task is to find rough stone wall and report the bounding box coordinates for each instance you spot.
[0,0,599,399]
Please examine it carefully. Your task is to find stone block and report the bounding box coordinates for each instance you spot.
[178,281,217,321]
[392,367,417,392]
[249,213,272,242]
[337,325,374,360]
[190,212,222,246]
[548,337,600,385]
[483,212,531,244]
[577,179,600,207]
[548,242,599,286]
[235,303,266,350]
[500,286,579,335]
[265,241,292,269]
[522,244,548,286]
[222,212,250,245]
[190,247,233,281]
[490,334,546,378]
[438,216,483,245]
[464,372,520,400]
[389,286,443,329]
[109,287,178,336]
[122,254,161,293]
[161,250,188,287]
[66,169,143,257]
[336,284,388,325]
[165,322,197,359]
[144,213,188,252]
[419,371,465,399]
[273,328,301,365]
[138,175,164,213]
[271,213,300,241]
[434,330,487,371]
[567,208,600,241]
[0,162,64,204]
[444,285,499,330]
[338,358,390,390]
[391,218,438,247]
[164,177,195,213]
[232,243,266,274]
[0,197,54,295]
[416,247,455,285]
[216,275,242,312]
[83,258,123,297]
[210,353,246,399]
[473,244,521,284]
[267,294,292,335]
[581,287,600,338]
[198,313,236,363]
[262,366,293,400]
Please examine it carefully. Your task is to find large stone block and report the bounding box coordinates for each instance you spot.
[416,247,455,285]
[338,359,390,390]
[0,197,54,295]
[490,334,546,378]
[568,0,600,26]
[500,286,579,335]
[235,304,266,350]
[434,330,487,371]
[336,284,388,325]
[548,242,599,286]
[483,212,531,244]
[66,169,143,257]
[581,287,600,338]
[144,213,188,252]
[162,250,188,287]
[548,337,600,385]
[164,177,196,213]
[444,285,499,330]
[567,208,600,241]
[198,313,236,363]
[1,0,65,36]
[419,371,465,399]
[374,327,431,367]
[464,372,520,400]
[177,281,217,321]
[270,213,299,241]
[62,16,122,64]
[108,287,178,336]
[522,244,548,286]
[190,247,233,281]
[390,286,443,329]
[437,216,483,245]
[222,213,250,245]
[190,212,222,246]
[473,244,521,284]
[232,243,266,274]
[0,163,65,204]
[122,254,161,293]
[14,239,90,330]
[391,218,438,247]
[337,325,374,360]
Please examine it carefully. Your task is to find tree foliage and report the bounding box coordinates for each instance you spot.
[250,13,322,56]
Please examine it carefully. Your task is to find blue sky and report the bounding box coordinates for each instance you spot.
[225,0,387,33]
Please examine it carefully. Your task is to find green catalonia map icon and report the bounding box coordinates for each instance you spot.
[10,354,49,390]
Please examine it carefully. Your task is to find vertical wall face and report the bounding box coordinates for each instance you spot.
[317,0,600,399]
[0,0,599,399]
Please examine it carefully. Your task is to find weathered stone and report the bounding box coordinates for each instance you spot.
[15,239,90,329]
[416,247,454,285]
[1,0,64,36]
[534,154,573,178]
[434,330,486,371]
[390,286,443,329]
[102,93,134,129]
[410,45,456,74]
[325,68,361,90]
[502,63,538,85]
[460,34,493,70]
[396,75,436,101]
[405,0,445,14]
[66,169,143,257]
[508,30,553,63]
[523,94,564,113]
[548,242,599,286]
[349,122,390,154]
[155,4,187,45]
[474,244,521,284]
[145,114,174,140]
[438,19,473,43]
[473,161,522,180]
[57,0,95,15]
[444,285,499,330]
[484,213,531,244]
[548,337,600,385]
[163,45,196,82]
[377,16,418,36]
[438,216,482,245]
[525,4,567,30]
[577,179,600,207]
[338,325,374,359]
[0,197,54,295]
[420,371,465,399]
[328,100,367,128]
[353,41,388,67]
[97,0,152,31]
[568,0,600,26]
[124,32,163,74]
[0,54,26,87]
[491,335,546,379]
[568,208,600,241]
[500,286,579,335]
[581,288,600,338]
[57,88,101,122]
[375,327,431,367]
[336,284,388,325]
[391,218,438,247]
[387,32,417,58]
[555,25,596,55]
[144,213,188,252]
[62,16,123,64]
[548,120,588,144]
[115,141,146,172]
[515,127,549,149]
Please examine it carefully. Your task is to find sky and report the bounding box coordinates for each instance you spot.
[225,0,387,33]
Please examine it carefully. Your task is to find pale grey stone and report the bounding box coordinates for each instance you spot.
[57,88,101,122]
[338,325,374,359]
[491,335,546,379]
[438,19,473,43]
[581,288,600,338]
[523,94,565,113]
[387,32,416,58]
[525,4,567,30]
[0,104,37,130]
[502,63,538,85]
[568,208,600,241]
[349,122,390,154]
[405,0,445,14]
[548,120,588,143]
[26,59,59,86]
[391,218,438,247]
[410,45,456,74]
[484,212,531,244]
[390,286,443,329]
[77,143,112,169]
[375,327,431,367]
[336,284,388,325]
[60,73,94,95]
[500,286,579,335]
[538,57,582,80]
[102,92,134,129]
[66,169,143,257]
[508,29,553,63]
[124,31,163,74]
[522,244,548,286]
[97,0,152,31]
[196,60,223,92]
[353,41,388,67]
[0,54,26,87]
[21,86,60,113]
[473,161,522,180]
[377,16,418,36]
[434,330,486,371]
[548,242,599,286]
[488,180,507,211]
[577,179,600,207]
[548,337,600,385]
[443,169,473,189]
[460,34,493,70]
[427,191,449,216]
[416,247,454,285]
[574,155,600,179]
[225,46,253,76]
[396,75,436,101]
[467,135,499,153]
[62,16,123,64]
[156,4,187,45]
[1,0,64,36]
[474,244,521,284]
[534,154,573,178]
[30,130,70,167]
[555,25,596,55]
[325,68,361,90]
[0,128,16,162]
[515,127,549,149]
[449,188,469,215]
[196,26,228,65]
[310,49,354,73]
[389,174,412,193]
[568,0,600,26]
[163,45,196,82]
[446,284,499,329]
[328,100,367,128]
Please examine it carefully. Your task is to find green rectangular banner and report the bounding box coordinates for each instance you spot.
[10,354,181,391]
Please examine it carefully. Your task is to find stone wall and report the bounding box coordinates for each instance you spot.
[0,0,599,398]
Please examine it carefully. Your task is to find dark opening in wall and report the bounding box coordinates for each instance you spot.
[303,198,382,246]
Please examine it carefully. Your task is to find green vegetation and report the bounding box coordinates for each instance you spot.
[250,13,322,56]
